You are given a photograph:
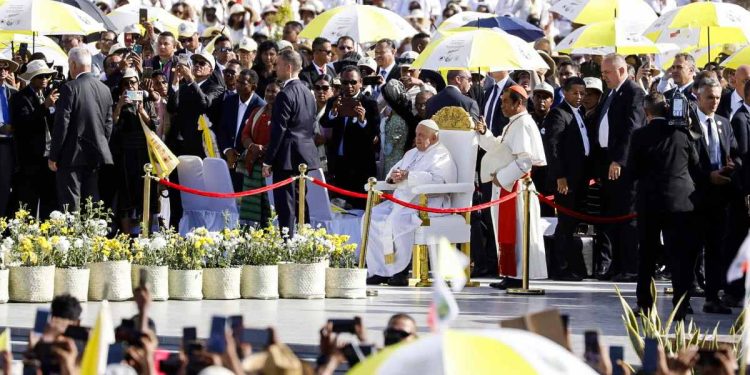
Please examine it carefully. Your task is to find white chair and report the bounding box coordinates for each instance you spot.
[364,107,478,286]
[306,169,364,254]
[177,156,238,234]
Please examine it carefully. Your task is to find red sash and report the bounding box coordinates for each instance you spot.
[498,181,518,277]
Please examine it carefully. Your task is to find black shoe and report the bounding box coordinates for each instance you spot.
[387,274,408,287]
[556,272,583,282]
[686,303,694,315]
[702,300,732,315]
[470,268,494,278]
[690,286,705,297]
[721,294,744,308]
[596,270,617,281]
[366,275,388,285]
[489,278,522,290]
[612,273,638,283]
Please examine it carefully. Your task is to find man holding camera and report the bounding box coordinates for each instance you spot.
[320,66,381,209]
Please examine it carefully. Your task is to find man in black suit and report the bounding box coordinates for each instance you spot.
[262,50,319,234]
[218,69,266,192]
[49,47,114,211]
[689,78,741,314]
[320,66,381,209]
[717,65,750,121]
[544,77,590,281]
[593,53,645,282]
[0,56,18,218]
[663,53,696,103]
[299,37,335,88]
[425,69,480,119]
[630,94,701,320]
[10,60,59,218]
[482,70,514,136]
[372,39,400,98]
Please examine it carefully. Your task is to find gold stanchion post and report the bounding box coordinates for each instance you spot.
[359,177,377,269]
[507,177,545,295]
[141,163,153,237]
[297,164,308,229]
[462,212,479,287]
[411,194,432,287]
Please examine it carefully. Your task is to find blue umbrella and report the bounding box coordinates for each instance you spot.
[463,16,545,42]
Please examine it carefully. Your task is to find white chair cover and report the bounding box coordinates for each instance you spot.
[177,156,210,234]
[306,169,364,254]
[202,158,240,229]
[177,156,239,234]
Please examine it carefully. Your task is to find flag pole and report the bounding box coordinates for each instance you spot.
[141,163,153,236]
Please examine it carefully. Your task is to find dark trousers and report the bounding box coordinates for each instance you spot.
[470,182,498,274]
[697,205,730,302]
[597,153,638,275]
[56,165,100,211]
[725,196,750,298]
[636,211,699,316]
[0,140,13,217]
[552,183,588,277]
[16,164,57,219]
[272,168,311,234]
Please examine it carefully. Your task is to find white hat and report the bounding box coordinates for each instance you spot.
[583,77,603,93]
[276,40,293,51]
[20,59,55,81]
[406,9,425,19]
[0,55,18,73]
[262,4,278,14]
[400,50,419,61]
[229,3,246,16]
[177,22,197,38]
[418,119,440,132]
[122,23,141,35]
[238,37,258,52]
[122,68,139,80]
[201,26,229,39]
[190,50,216,70]
[299,3,316,13]
[532,82,554,96]
[357,56,376,72]
[108,43,128,55]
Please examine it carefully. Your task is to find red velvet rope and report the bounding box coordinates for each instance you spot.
[157,177,296,198]
[309,178,369,199]
[535,192,637,224]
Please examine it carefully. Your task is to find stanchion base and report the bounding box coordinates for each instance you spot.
[464,281,480,288]
[664,287,673,295]
[409,278,432,287]
[366,289,379,297]
[506,288,545,295]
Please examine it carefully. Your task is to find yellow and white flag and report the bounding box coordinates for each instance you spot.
[80,300,115,375]
[198,114,219,158]
[0,327,11,353]
[140,120,179,179]
[430,237,470,292]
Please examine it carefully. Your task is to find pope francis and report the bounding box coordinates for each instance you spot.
[365,119,458,286]
[477,85,548,290]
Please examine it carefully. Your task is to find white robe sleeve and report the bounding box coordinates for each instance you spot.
[504,116,547,167]
[496,154,532,192]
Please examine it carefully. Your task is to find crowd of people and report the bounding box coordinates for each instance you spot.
[0,0,747,330]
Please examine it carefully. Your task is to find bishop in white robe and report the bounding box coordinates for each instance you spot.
[478,85,548,289]
[365,120,457,285]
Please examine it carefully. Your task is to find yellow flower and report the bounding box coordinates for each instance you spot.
[39,222,51,234]
[15,209,29,220]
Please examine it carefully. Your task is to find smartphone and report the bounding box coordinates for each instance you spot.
[183,327,197,343]
[18,42,28,56]
[229,315,243,329]
[329,319,356,334]
[126,90,144,101]
[63,325,89,342]
[583,330,600,366]
[342,343,374,366]
[139,8,148,24]
[362,75,382,86]
[207,316,227,353]
[107,343,125,364]
[241,328,270,349]
[33,309,50,334]
[142,66,154,79]
[609,346,624,375]
[642,337,659,374]
[177,53,190,66]
[132,44,143,55]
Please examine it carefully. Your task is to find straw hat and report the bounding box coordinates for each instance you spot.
[19,59,55,81]
[0,55,19,73]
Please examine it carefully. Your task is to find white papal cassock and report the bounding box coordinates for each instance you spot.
[365,142,457,277]
[479,111,548,279]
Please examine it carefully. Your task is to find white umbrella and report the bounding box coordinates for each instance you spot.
[0,32,68,76]
[0,0,105,36]
[299,5,417,45]
[436,11,494,32]
[550,0,657,28]
[107,3,185,36]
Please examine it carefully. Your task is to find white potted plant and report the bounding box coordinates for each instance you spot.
[88,234,133,301]
[235,226,282,299]
[48,209,93,302]
[278,225,331,299]
[166,228,204,300]
[325,234,366,299]
[131,228,173,301]
[5,208,55,302]
[202,227,241,300]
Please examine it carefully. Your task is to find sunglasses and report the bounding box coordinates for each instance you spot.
[194,60,209,67]
[313,85,330,91]
[340,79,358,86]
[217,47,232,53]
[125,79,139,85]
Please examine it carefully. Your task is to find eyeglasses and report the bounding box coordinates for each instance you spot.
[315,49,333,55]
[125,79,139,85]
[313,85,330,91]
[194,60,209,67]
[339,79,358,86]
[217,47,232,53]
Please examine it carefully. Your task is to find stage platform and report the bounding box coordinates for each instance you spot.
[0,279,739,364]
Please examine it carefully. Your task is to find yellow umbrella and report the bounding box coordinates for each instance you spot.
[720,45,750,69]
[0,32,69,75]
[555,19,665,55]
[107,3,185,36]
[349,329,598,375]
[550,0,657,27]
[644,2,750,60]
[412,28,548,72]
[0,0,105,35]
[299,4,417,44]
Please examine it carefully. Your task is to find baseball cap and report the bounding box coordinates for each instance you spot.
[238,37,258,52]
[177,22,197,38]
[190,50,216,70]
[357,56,376,72]
[583,77,603,93]
[532,82,554,96]
[276,40,293,51]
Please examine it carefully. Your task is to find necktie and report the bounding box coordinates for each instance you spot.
[597,90,615,126]
[0,87,9,124]
[485,85,499,131]
[707,118,721,169]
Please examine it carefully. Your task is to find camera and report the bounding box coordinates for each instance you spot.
[126,90,144,101]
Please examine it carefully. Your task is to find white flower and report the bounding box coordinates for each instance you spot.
[54,237,71,253]
[0,238,14,254]
[150,237,167,251]
[73,239,84,249]
[49,211,64,221]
